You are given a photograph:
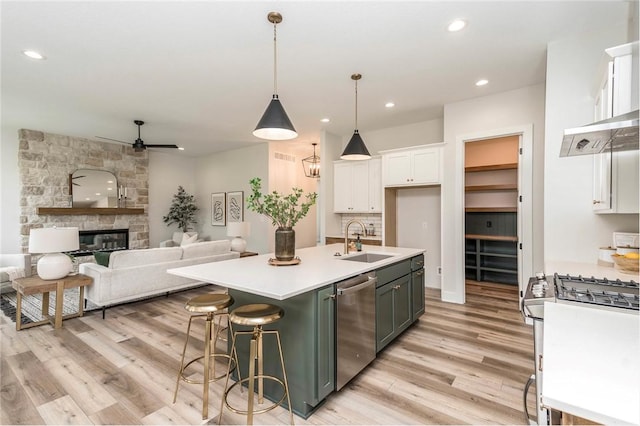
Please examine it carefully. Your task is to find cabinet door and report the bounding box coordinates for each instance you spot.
[351,161,370,212]
[368,158,382,212]
[384,152,412,185]
[333,162,353,213]
[411,268,425,320]
[394,275,412,335]
[412,147,441,185]
[316,284,336,400]
[592,152,612,212]
[375,281,395,352]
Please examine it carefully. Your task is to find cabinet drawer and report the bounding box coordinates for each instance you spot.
[376,259,411,287]
[411,254,424,271]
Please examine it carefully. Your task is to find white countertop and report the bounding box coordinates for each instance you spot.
[542,302,639,425]
[545,260,639,281]
[168,244,424,300]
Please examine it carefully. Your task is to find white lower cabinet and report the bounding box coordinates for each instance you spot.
[592,150,639,214]
[382,145,442,187]
[333,158,381,213]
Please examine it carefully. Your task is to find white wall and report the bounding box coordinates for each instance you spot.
[0,125,21,253]
[320,131,344,239]
[442,84,546,303]
[396,187,441,288]
[544,27,639,264]
[194,144,271,254]
[268,142,318,251]
[148,151,197,247]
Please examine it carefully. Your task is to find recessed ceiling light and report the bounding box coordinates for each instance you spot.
[385,102,395,108]
[178,147,185,151]
[475,79,489,86]
[22,50,45,60]
[447,19,466,32]
[320,118,330,123]
[107,187,113,191]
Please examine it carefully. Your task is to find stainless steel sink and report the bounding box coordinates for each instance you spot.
[340,253,394,263]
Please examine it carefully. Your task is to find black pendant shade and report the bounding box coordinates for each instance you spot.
[253,95,297,140]
[341,130,371,160]
[341,73,371,160]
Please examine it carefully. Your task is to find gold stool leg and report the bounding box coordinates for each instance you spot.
[202,312,214,419]
[218,329,237,425]
[173,315,194,403]
[274,331,294,425]
[247,328,259,425]
[257,326,264,405]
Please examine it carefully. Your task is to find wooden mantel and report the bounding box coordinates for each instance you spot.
[37,207,145,215]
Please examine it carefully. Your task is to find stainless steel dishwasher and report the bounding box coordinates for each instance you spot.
[336,272,377,390]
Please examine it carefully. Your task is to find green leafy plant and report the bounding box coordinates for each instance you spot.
[246,177,317,228]
[163,186,199,232]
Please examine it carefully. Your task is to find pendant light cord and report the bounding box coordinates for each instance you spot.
[273,21,278,95]
[354,78,358,130]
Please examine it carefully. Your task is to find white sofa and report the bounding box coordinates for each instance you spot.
[159,231,206,247]
[79,240,239,314]
[0,254,32,293]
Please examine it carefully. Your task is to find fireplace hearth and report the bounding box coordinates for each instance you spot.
[66,229,129,257]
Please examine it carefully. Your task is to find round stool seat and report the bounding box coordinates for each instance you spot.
[184,293,233,314]
[229,303,284,327]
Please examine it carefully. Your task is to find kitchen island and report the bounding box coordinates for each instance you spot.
[168,243,425,418]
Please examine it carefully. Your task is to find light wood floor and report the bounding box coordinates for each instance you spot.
[1,281,535,425]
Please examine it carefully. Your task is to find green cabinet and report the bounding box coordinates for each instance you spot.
[228,284,335,418]
[411,268,425,320]
[376,274,412,352]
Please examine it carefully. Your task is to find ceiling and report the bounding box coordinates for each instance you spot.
[1,1,633,157]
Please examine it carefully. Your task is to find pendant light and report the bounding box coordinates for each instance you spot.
[341,73,371,160]
[302,143,321,178]
[253,12,297,141]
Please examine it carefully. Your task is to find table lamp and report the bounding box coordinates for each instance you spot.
[28,227,79,280]
[227,222,250,252]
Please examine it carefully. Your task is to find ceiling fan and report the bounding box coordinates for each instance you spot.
[96,120,179,152]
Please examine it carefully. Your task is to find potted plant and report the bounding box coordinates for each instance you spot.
[246,177,317,261]
[163,186,199,233]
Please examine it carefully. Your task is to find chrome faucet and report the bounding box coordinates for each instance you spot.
[344,219,366,254]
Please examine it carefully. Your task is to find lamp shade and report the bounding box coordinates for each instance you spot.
[29,227,79,253]
[227,221,251,238]
[227,222,251,253]
[340,130,371,160]
[253,96,298,140]
[28,227,79,280]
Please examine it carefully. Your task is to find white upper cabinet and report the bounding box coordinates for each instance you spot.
[333,158,382,213]
[592,42,639,214]
[381,145,443,187]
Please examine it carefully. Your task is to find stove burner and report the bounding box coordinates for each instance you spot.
[554,273,639,310]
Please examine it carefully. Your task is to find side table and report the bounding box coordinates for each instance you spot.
[12,273,93,331]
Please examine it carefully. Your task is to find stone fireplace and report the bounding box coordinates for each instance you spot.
[18,129,150,254]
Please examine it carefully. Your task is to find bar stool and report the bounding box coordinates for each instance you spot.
[173,293,237,420]
[219,303,294,425]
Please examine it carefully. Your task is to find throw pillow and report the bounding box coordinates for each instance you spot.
[181,232,198,246]
[94,251,112,267]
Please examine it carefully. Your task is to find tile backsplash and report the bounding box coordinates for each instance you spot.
[339,214,382,238]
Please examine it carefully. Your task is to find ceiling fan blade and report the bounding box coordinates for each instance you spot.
[95,136,130,144]
[144,144,179,149]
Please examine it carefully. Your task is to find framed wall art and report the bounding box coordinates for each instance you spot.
[211,192,226,226]
[226,191,244,223]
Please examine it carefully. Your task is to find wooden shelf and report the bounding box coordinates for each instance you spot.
[465,163,518,172]
[37,207,145,215]
[465,184,518,192]
[465,207,517,213]
[465,234,518,242]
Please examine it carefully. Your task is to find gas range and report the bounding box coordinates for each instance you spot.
[523,272,639,320]
[522,272,639,425]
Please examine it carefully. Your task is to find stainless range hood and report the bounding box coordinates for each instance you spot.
[559,110,639,157]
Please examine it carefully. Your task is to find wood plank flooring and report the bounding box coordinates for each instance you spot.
[1,281,535,425]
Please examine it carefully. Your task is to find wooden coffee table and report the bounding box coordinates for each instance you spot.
[12,273,93,331]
